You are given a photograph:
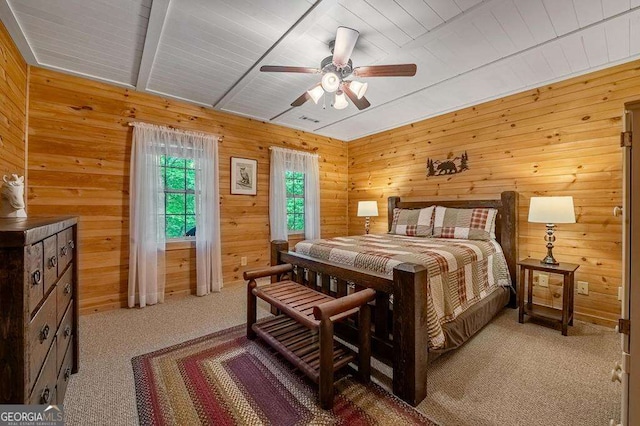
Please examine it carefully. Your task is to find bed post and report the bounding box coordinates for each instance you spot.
[500,191,519,308]
[270,240,289,281]
[388,196,400,231]
[392,263,428,406]
[269,240,290,315]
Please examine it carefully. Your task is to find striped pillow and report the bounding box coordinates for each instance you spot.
[389,206,435,237]
[432,206,498,240]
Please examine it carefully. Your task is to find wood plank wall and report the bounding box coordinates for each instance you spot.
[348,60,640,326]
[0,20,27,178]
[27,67,348,314]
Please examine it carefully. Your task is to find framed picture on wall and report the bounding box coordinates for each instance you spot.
[230,157,257,195]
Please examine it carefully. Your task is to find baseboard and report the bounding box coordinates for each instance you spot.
[79,279,249,316]
[574,313,617,329]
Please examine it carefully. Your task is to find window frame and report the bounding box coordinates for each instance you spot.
[161,155,196,240]
[285,171,305,235]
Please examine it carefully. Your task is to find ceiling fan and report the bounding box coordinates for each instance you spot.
[260,27,417,111]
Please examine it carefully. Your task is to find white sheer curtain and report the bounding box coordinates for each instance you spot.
[128,122,222,308]
[269,147,320,241]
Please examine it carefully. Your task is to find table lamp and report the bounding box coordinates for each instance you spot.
[357,201,378,234]
[528,196,576,265]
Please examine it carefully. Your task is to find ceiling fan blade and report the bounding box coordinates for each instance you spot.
[343,85,370,110]
[353,64,417,77]
[260,65,321,73]
[332,27,359,68]
[291,91,310,107]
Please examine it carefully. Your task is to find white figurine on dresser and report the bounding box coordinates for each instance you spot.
[0,174,27,218]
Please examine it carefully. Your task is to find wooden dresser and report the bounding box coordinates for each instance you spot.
[0,217,79,404]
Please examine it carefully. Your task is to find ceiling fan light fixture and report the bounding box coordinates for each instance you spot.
[307,85,324,104]
[349,80,368,99]
[334,91,348,110]
[260,27,417,112]
[321,72,340,92]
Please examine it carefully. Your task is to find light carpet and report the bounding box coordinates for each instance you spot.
[63,282,621,425]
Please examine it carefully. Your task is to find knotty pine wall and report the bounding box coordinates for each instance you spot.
[348,60,640,326]
[27,67,348,314]
[0,20,27,178]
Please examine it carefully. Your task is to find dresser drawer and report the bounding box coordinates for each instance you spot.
[28,290,57,391]
[56,266,73,325]
[26,242,44,315]
[56,301,73,367]
[56,338,73,404]
[57,228,74,272]
[29,340,57,405]
[43,235,58,293]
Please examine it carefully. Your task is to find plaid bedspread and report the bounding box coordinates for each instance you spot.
[294,234,511,349]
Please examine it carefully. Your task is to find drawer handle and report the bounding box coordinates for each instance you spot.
[64,283,72,294]
[40,386,51,404]
[48,255,58,268]
[64,325,72,337]
[68,240,75,249]
[64,367,71,381]
[60,246,68,257]
[32,270,42,286]
[39,324,50,342]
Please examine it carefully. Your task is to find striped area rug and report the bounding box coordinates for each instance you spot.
[132,323,436,425]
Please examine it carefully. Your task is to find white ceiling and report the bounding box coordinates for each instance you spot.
[2,0,639,141]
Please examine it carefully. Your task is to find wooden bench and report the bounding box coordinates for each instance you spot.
[244,263,376,409]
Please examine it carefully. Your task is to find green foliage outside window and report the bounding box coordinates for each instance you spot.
[286,171,305,233]
[162,155,196,239]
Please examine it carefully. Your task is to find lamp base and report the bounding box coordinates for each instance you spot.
[540,223,559,265]
[540,255,559,266]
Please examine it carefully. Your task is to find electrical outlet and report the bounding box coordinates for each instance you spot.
[538,273,549,288]
[240,256,247,266]
[577,281,589,295]
[618,286,623,301]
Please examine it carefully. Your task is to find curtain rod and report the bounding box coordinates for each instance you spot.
[128,121,223,140]
[269,146,320,158]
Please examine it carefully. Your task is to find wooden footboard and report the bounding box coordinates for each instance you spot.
[270,240,429,405]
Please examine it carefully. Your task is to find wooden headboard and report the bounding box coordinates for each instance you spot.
[387,191,518,305]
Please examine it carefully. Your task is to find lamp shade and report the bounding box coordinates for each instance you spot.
[333,91,348,110]
[348,80,368,99]
[528,196,576,224]
[357,201,378,217]
[307,85,324,104]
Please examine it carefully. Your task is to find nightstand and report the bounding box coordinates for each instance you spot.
[517,258,580,336]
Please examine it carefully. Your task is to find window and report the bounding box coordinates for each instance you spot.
[161,155,196,239]
[285,171,305,234]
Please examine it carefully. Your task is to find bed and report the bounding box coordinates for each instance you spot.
[269,191,518,406]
